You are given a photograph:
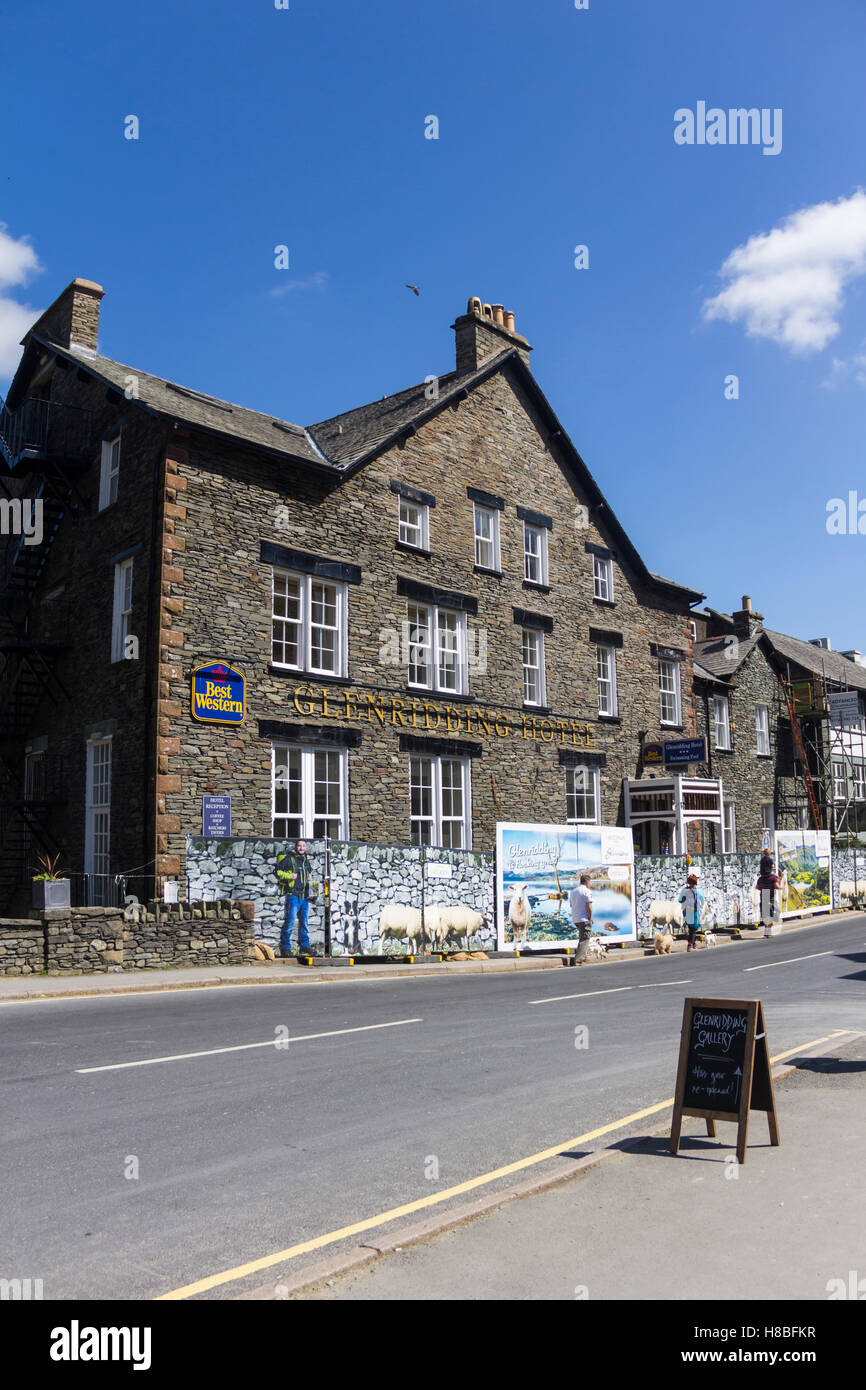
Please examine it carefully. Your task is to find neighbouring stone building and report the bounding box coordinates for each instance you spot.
[1,281,864,912]
[692,601,866,849]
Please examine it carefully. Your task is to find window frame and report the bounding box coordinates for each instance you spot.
[406,601,468,695]
[565,765,600,825]
[111,557,134,663]
[592,554,614,603]
[271,568,348,678]
[84,736,112,903]
[98,434,121,511]
[713,694,731,750]
[723,800,737,852]
[658,658,681,726]
[523,522,548,585]
[271,743,348,840]
[596,643,618,717]
[473,503,500,572]
[398,495,429,551]
[853,764,866,801]
[409,754,471,849]
[521,628,546,708]
[832,761,847,803]
[756,703,771,756]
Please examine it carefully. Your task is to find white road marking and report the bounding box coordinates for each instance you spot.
[529,986,634,1005]
[744,950,835,973]
[75,1018,424,1073]
[638,980,693,988]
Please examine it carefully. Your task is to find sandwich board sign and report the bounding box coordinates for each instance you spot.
[669,997,779,1165]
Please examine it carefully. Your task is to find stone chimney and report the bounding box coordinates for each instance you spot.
[25,278,105,352]
[453,297,532,374]
[732,594,763,638]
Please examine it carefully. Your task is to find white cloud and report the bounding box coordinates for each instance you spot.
[0,223,42,377]
[702,191,866,353]
[269,270,329,298]
[820,345,866,390]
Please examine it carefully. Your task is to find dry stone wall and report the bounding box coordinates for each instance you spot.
[0,901,256,975]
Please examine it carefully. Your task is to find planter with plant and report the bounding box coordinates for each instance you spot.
[31,852,71,910]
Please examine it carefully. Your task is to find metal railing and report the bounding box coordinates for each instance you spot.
[69,874,156,909]
[0,395,93,469]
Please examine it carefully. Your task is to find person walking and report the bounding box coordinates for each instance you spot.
[755,857,781,938]
[569,873,594,964]
[276,839,314,957]
[677,873,706,951]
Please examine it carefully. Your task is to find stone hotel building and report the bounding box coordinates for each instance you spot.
[1,281,863,909]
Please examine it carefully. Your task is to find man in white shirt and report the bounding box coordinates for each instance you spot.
[569,873,593,964]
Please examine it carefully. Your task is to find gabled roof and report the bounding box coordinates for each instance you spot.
[33,336,330,470]
[312,346,704,605]
[763,628,866,692]
[694,630,764,679]
[16,328,704,605]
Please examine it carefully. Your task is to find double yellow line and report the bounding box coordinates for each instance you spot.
[157,1028,855,1299]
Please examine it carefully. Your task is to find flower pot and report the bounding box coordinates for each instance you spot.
[32,878,71,910]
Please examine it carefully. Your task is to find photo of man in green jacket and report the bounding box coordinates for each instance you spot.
[277,839,314,956]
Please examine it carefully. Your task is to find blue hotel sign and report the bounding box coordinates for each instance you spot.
[191,662,246,725]
[203,796,232,838]
[664,738,707,765]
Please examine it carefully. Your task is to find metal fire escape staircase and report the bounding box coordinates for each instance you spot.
[0,393,90,908]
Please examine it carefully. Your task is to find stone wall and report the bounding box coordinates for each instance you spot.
[831,844,866,906]
[634,853,764,936]
[0,900,256,976]
[186,837,327,945]
[186,836,495,953]
[156,361,699,884]
[0,921,45,975]
[329,842,495,954]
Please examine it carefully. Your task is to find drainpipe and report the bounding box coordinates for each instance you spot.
[143,432,165,903]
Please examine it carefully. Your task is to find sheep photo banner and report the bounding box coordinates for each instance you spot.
[497,822,636,951]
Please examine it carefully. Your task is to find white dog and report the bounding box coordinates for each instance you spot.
[703,931,718,948]
[586,937,608,961]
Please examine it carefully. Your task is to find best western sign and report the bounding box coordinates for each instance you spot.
[191,663,246,725]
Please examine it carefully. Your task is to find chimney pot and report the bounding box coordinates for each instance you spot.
[482,303,493,320]
[492,304,505,326]
[468,296,482,316]
[742,595,752,612]
[504,310,516,333]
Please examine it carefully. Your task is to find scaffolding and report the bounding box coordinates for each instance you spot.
[773,663,866,842]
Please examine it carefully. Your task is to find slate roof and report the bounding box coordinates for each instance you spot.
[763,628,866,691]
[40,338,330,469]
[694,630,763,679]
[694,624,866,692]
[26,331,704,605]
[307,354,508,468]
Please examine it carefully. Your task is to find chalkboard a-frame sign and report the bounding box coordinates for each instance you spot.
[669,998,780,1165]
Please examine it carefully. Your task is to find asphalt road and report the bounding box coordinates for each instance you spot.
[1,915,864,1300]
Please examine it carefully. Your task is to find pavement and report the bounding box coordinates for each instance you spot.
[272,1030,866,1302]
[0,910,853,1003]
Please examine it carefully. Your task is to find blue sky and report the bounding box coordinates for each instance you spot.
[2,0,865,643]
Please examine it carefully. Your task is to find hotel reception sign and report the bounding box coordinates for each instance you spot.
[191,663,246,725]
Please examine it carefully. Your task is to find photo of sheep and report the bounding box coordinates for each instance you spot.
[328,842,495,956]
[496,822,636,950]
[773,830,833,919]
